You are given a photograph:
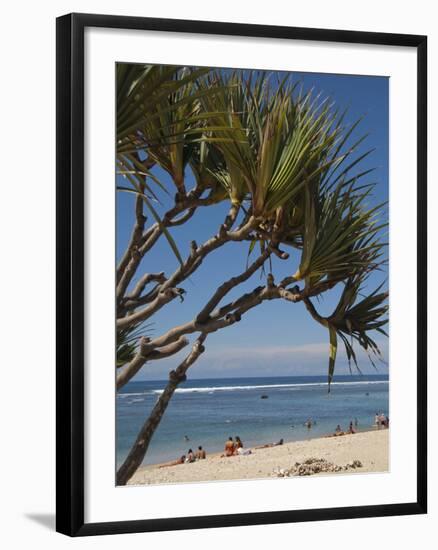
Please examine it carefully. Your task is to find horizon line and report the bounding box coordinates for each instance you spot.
[125,372,390,384]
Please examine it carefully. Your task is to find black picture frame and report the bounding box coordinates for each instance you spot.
[56,12,427,537]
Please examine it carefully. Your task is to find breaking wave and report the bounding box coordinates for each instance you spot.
[118,379,388,398]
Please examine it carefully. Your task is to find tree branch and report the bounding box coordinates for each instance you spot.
[159,213,256,293]
[116,182,146,283]
[116,197,242,305]
[116,336,189,390]
[121,284,162,312]
[116,277,301,389]
[117,287,185,329]
[195,249,271,324]
[126,272,167,301]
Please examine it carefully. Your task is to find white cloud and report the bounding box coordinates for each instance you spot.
[134,339,388,380]
[205,342,330,359]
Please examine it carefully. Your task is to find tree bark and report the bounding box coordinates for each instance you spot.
[116,183,146,284]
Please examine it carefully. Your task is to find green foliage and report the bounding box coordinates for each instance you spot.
[197,72,347,217]
[189,140,229,203]
[116,64,388,387]
[333,273,388,365]
[318,271,388,390]
[296,182,386,286]
[117,64,214,263]
[117,64,208,154]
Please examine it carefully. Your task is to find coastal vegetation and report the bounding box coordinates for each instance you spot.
[115,65,388,485]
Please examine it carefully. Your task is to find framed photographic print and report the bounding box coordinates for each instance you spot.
[56,13,427,536]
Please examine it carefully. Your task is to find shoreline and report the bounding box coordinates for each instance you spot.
[128,428,389,486]
[141,426,379,468]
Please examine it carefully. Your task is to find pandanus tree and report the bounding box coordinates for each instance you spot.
[115,65,388,485]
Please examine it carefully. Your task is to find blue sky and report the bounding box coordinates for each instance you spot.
[117,70,389,380]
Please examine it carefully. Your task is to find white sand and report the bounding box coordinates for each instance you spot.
[128,429,389,485]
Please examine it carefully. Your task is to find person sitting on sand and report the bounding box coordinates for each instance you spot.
[233,436,252,455]
[237,446,252,456]
[195,446,206,460]
[185,449,196,463]
[159,455,185,468]
[348,421,356,434]
[224,437,235,457]
[334,424,345,436]
[234,436,243,452]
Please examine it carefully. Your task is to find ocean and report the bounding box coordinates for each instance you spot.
[117,374,389,467]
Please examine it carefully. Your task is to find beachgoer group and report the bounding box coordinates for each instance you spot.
[162,412,389,468]
[184,445,207,463]
[160,444,207,468]
[223,436,253,456]
[331,413,389,437]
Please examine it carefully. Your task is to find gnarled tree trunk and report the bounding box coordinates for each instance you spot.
[116,335,206,485]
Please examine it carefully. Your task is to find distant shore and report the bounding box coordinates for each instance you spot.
[128,429,389,485]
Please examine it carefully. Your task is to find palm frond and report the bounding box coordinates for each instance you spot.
[308,271,388,390]
[117,322,153,368]
[295,178,387,286]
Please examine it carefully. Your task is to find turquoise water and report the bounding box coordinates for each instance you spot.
[117,374,389,467]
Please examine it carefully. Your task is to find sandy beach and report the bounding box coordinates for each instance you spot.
[128,429,389,485]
